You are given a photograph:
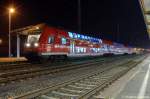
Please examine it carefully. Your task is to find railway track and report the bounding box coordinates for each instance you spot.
[0,56,145,99]
[0,57,129,85]
[3,55,145,99]
[0,55,133,85]
[0,56,106,71]
[0,54,140,70]
[11,59,141,99]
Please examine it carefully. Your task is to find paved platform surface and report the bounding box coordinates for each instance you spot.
[0,57,27,62]
[99,55,150,99]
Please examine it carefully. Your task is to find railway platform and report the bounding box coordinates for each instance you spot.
[99,55,150,99]
[0,57,27,62]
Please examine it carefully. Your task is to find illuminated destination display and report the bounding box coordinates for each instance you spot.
[68,32,102,44]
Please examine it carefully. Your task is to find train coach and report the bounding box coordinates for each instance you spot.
[20,23,137,61]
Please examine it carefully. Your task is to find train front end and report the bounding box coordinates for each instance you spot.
[24,26,43,61]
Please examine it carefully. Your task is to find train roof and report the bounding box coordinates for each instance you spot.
[11,23,103,43]
[11,23,128,46]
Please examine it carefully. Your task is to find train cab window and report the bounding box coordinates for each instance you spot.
[48,36,54,44]
[27,34,41,44]
[61,37,67,44]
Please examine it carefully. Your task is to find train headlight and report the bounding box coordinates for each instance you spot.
[26,43,31,47]
[34,43,39,47]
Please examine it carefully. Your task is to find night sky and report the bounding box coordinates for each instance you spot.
[0,0,149,48]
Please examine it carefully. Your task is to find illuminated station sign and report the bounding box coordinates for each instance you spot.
[68,32,102,44]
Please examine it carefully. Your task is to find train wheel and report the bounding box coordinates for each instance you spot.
[49,55,55,62]
[39,55,49,63]
[63,55,68,61]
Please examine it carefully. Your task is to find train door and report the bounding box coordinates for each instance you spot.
[70,40,75,54]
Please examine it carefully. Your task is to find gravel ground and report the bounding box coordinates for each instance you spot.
[0,56,140,99]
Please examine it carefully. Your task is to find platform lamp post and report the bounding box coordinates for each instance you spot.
[8,7,15,57]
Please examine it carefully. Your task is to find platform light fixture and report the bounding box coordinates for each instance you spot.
[9,8,15,13]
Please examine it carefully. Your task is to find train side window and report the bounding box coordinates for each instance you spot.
[61,37,67,44]
[48,36,54,44]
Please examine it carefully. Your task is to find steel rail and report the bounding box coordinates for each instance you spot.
[12,60,138,99]
[0,56,129,84]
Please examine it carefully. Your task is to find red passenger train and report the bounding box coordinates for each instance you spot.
[22,23,137,60]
